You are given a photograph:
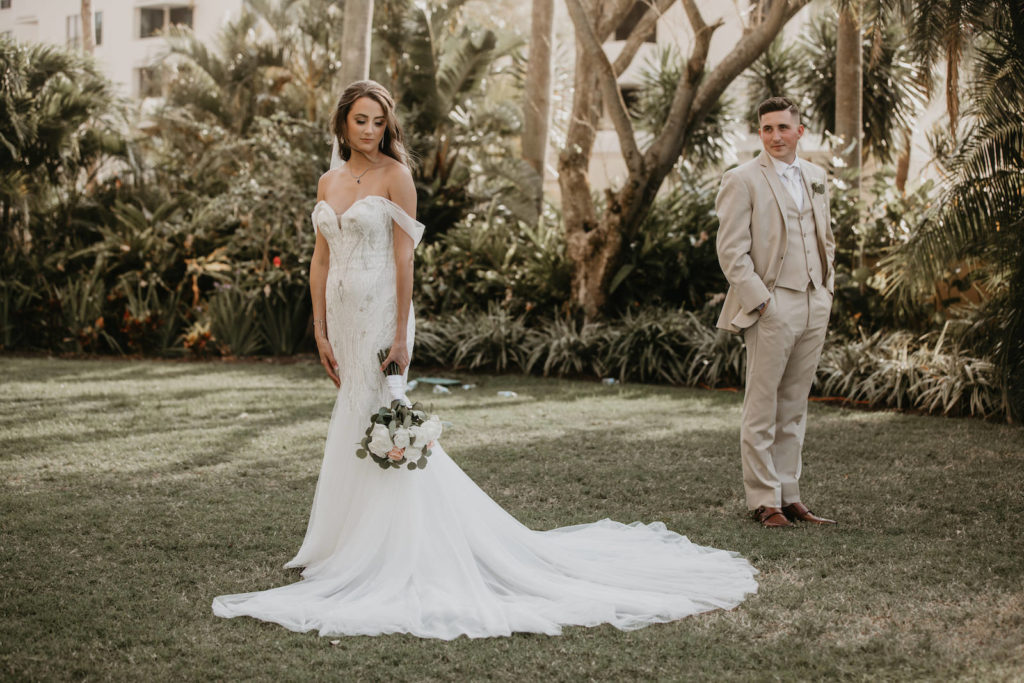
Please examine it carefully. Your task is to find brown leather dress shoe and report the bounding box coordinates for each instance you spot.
[781,502,836,525]
[752,506,793,528]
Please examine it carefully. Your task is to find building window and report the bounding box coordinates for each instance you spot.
[139,8,164,38]
[140,6,194,39]
[66,14,81,50]
[0,0,11,10]
[94,11,102,46]
[169,7,193,28]
[615,1,657,43]
[137,66,162,98]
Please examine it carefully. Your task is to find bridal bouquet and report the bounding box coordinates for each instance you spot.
[356,349,443,470]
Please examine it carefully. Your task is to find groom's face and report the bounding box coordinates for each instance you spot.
[759,110,804,164]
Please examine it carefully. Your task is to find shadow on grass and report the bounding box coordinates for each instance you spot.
[2,358,1023,680]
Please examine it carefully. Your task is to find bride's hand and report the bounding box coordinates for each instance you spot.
[315,334,341,388]
[381,340,410,375]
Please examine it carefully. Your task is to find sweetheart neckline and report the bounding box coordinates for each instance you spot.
[311,195,425,247]
[315,194,391,219]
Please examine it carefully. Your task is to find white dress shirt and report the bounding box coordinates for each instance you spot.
[770,155,804,211]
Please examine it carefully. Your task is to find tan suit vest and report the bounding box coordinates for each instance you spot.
[776,180,825,291]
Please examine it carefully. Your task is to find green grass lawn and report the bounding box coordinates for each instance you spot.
[1,356,1022,681]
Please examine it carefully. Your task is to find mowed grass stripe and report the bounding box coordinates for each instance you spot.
[1,357,1022,681]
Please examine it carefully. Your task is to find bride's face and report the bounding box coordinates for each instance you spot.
[345,97,387,157]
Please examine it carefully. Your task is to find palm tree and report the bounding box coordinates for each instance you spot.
[882,1,1024,420]
[0,40,122,247]
[374,0,529,234]
[522,0,554,189]
[339,0,373,88]
[744,37,804,131]
[160,0,344,134]
[904,0,993,139]
[81,0,94,55]
[794,8,925,164]
[835,0,863,194]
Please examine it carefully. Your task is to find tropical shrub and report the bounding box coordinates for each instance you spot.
[745,7,929,163]
[416,201,572,317]
[828,169,941,336]
[0,38,136,351]
[412,307,1005,419]
[606,178,725,313]
[374,0,536,235]
[449,303,530,372]
[816,325,1005,419]
[880,1,1024,420]
[525,317,608,378]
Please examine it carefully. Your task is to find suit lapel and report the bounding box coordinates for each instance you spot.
[758,153,792,234]
[798,159,826,237]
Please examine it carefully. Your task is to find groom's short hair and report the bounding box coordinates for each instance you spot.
[757,97,801,125]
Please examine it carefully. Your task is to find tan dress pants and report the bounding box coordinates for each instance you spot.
[740,285,831,509]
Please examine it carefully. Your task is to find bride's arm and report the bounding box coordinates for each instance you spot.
[312,174,340,388]
[382,165,417,374]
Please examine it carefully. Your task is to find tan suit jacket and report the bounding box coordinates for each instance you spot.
[715,152,835,332]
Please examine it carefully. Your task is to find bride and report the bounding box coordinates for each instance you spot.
[212,80,758,639]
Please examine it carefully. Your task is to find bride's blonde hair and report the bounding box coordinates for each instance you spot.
[331,80,411,168]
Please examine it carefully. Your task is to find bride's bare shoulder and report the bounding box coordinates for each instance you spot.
[382,159,413,189]
[318,167,345,185]
[317,168,344,200]
[383,160,416,216]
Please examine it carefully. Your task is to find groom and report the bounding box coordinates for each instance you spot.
[715,96,837,528]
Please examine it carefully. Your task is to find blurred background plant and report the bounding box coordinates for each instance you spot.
[1,0,1019,422]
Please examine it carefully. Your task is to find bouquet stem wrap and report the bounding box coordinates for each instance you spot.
[379,348,411,407]
[385,374,411,407]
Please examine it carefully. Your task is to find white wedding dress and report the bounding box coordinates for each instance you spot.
[212,194,758,639]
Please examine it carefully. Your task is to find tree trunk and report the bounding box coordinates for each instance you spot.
[835,3,862,195]
[894,127,911,194]
[81,0,94,55]
[522,0,555,190]
[836,2,863,288]
[560,0,809,319]
[339,0,374,89]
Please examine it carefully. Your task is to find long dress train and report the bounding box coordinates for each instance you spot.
[212,195,758,639]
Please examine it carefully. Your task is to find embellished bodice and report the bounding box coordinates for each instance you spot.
[310,195,424,403]
[311,195,424,276]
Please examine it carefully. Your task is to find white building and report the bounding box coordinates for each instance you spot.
[0,0,244,97]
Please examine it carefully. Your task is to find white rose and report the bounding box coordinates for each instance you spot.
[368,423,392,456]
[420,415,443,443]
[404,445,422,461]
[408,424,424,445]
[393,427,411,449]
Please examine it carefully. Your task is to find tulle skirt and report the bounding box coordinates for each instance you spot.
[212,383,759,639]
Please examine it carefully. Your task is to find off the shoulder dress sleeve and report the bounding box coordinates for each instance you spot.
[380,198,425,248]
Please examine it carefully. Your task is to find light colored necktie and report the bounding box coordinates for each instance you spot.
[784,165,803,210]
